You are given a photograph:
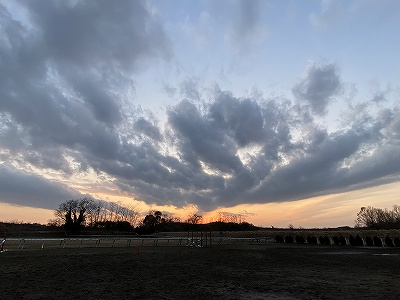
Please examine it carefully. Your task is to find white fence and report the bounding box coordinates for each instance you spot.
[1,236,267,250]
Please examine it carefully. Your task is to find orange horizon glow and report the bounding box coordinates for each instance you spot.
[1,181,399,229]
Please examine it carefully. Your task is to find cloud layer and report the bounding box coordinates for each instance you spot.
[0,1,399,212]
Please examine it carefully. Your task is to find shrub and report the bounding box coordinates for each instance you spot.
[318,236,330,245]
[365,236,374,246]
[295,235,305,244]
[95,221,134,232]
[339,236,347,246]
[349,235,357,246]
[284,235,294,244]
[385,236,394,247]
[332,236,340,245]
[275,235,284,243]
[355,235,364,246]
[394,237,400,247]
[373,236,383,247]
[307,235,317,245]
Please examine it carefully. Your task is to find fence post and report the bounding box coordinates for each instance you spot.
[0,238,5,251]
[19,239,25,249]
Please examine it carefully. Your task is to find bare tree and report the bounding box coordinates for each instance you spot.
[54,198,140,232]
[355,206,400,229]
[217,211,242,223]
[186,213,203,225]
[393,205,400,223]
[54,197,94,234]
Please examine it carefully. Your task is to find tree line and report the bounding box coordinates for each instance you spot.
[50,198,258,235]
[355,205,400,229]
[48,197,139,234]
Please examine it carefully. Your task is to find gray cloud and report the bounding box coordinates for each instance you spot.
[0,165,81,209]
[292,63,342,116]
[0,0,170,168]
[168,99,243,173]
[245,130,368,203]
[0,2,399,214]
[133,118,163,141]
[210,93,265,147]
[24,0,172,71]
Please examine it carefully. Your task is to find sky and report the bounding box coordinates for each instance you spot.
[0,0,399,228]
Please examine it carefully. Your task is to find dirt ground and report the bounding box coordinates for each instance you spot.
[1,243,400,300]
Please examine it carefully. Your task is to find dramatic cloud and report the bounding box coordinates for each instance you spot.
[0,0,170,207]
[0,165,81,209]
[24,0,171,70]
[0,1,399,215]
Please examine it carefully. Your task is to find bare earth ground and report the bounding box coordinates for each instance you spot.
[1,243,400,300]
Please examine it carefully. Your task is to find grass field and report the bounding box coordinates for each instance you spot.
[1,241,400,300]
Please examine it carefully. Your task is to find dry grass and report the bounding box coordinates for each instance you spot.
[1,241,400,300]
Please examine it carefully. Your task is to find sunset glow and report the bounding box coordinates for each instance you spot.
[1,0,399,228]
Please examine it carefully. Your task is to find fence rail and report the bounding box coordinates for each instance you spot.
[1,236,268,251]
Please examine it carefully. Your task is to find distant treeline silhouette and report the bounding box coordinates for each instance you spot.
[49,198,257,235]
[134,211,257,234]
[355,205,400,229]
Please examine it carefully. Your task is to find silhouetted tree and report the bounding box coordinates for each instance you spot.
[55,198,94,235]
[54,198,139,234]
[136,211,164,234]
[186,213,203,225]
[216,212,241,223]
[94,220,133,232]
[355,205,400,229]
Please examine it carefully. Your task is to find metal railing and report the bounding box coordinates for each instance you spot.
[1,236,267,250]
